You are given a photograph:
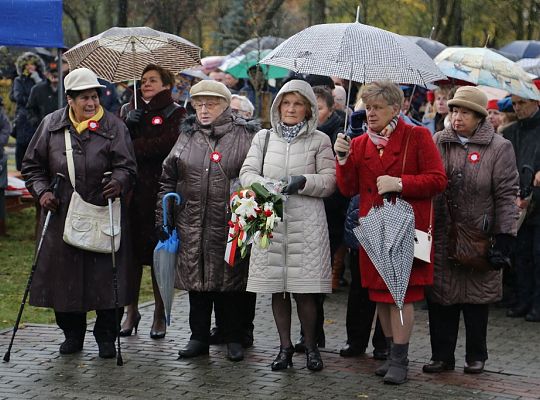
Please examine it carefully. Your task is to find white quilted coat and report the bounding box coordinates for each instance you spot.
[239,80,336,294]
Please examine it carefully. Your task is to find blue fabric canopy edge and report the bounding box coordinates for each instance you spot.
[0,0,64,48]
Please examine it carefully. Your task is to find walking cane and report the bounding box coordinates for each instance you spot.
[102,172,123,366]
[4,172,65,362]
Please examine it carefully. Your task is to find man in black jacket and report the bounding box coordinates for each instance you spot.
[503,95,540,322]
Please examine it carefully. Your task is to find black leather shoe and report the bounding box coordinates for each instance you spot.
[507,304,530,318]
[59,338,83,355]
[464,360,485,374]
[271,346,294,371]
[209,327,224,345]
[422,360,455,373]
[178,340,209,358]
[227,342,244,362]
[373,347,389,360]
[97,342,116,359]
[340,343,365,357]
[525,308,540,322]
[306,347,323,371]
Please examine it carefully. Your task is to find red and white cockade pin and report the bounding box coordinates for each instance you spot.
[210,151,222,163]
[151,116,163,125]
[88,120,99,131]
[468,152,480,164]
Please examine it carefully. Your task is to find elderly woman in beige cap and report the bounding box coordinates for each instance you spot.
[22,68,137,359]
[424,86,519,375]
[156,80,259,362]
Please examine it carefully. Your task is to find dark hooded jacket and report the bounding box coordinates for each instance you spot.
[156,108,259,291]
[22,107,138,312]
[10,52,46,144]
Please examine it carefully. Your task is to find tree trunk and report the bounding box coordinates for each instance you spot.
[63,4,84,42]
[117,0,128,27]
[311,0,326,25]
[259,0,285,35]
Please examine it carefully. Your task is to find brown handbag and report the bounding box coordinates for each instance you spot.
[447,221,493,271]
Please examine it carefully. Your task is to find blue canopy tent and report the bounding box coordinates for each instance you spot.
[0,0,64,104]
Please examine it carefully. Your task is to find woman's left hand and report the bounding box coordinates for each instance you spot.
[534,170,540,187]
[376,175,402,195]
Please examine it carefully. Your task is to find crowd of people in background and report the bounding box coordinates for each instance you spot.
[0,45,540,387]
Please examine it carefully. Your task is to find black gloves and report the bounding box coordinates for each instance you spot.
[103,178,122,199]
[282,175,307,195]
[488,233,515,270]
[125,109,143,128]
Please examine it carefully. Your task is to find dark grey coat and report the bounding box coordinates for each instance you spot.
[22,107,137,312]
[429,120,519,305]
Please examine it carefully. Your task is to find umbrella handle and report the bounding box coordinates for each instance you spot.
[162,192,181,228]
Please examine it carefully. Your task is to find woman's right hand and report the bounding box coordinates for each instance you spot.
[334,133,351,164]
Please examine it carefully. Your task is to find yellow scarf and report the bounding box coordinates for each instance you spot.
[69,106,104,134]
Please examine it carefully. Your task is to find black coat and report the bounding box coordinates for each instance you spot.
[502,110,540,226]
[27,80,64,128]
[122,89,185,265]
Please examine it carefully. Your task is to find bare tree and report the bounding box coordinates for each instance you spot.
[118,0,128,27]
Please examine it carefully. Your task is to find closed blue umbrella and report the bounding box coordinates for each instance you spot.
[153,192,181,326]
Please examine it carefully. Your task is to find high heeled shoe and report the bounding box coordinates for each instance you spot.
[271,346,294,371]
[150,318,166,339]
[119,312,141,337]
[306,346,324,371]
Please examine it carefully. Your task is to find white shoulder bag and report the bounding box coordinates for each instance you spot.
[62,128,121,253]
[401,130,432,263]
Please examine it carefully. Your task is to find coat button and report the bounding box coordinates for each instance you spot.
[368,188,372,193]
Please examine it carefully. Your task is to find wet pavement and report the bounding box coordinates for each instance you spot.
[1,286,540,399]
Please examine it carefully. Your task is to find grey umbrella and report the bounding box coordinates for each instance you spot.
[353,198,416,325]
[405,36,447,59]
[228,36,285,58]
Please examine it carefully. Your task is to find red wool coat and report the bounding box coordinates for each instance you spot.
[336,119,447,302]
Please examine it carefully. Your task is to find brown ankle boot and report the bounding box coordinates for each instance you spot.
[331,245,346,290]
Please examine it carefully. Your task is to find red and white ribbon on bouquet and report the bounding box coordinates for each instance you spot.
[224,189,255,266]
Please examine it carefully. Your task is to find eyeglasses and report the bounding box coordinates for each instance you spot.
[192,100,221,110]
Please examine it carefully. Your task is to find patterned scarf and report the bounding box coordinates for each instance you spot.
[366,116,399,149]
[279,120,306,143]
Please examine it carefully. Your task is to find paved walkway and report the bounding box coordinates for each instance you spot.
[1,286,540,399]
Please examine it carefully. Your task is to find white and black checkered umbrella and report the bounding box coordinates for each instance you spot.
[353,198,415,324]
[260,22,445,86]
[64,27,201,83]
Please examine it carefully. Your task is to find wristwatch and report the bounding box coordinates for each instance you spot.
[397,178,403,192]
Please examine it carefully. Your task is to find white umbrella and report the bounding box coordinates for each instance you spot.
[260,17,444,86]
[435,47,540,100]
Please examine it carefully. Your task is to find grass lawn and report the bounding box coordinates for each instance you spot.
[0,206,154,331]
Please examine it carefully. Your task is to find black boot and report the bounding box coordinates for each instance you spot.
[383,343,409,385]
[97,342,116,359]
[59,338,83,355]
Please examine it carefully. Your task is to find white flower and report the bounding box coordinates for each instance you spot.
[266,212,277,230]
[234,197,258,219]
